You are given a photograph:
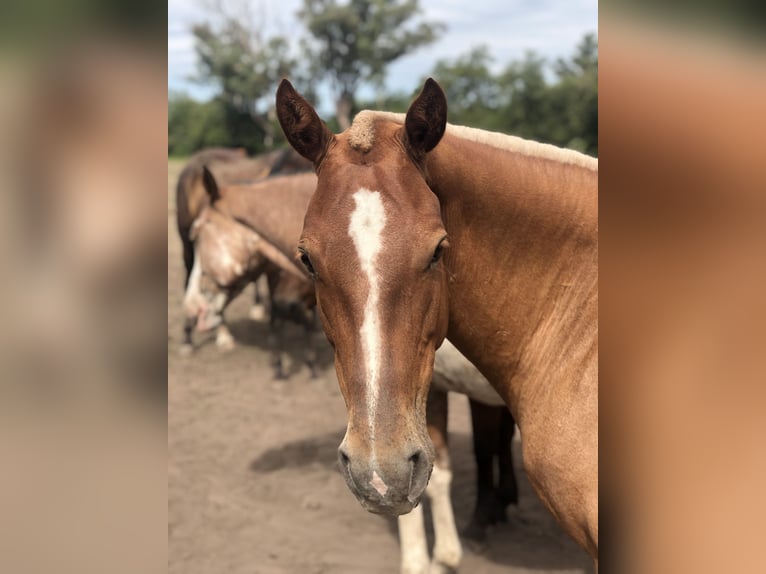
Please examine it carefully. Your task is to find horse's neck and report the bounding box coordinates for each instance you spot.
[428,134,598,418]
[222,180,312,258]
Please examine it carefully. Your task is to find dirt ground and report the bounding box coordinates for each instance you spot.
[168,159,593,573]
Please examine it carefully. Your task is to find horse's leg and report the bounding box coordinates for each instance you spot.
[180,237,195,355]
[304,308,320,379]
[398,503,429,574]
[425,388,462,573]
[249,275,268,321]
[268,306,287,379]
[215,320,235,351]
[180,316,196,355]
[493,407,518,522]
[463,398,501,545]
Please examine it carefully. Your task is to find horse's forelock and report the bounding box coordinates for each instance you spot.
[347,111,406,153]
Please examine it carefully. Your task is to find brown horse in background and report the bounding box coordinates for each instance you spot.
[182,169,318,372]
[175,147,312,350]
[277,78,597,564]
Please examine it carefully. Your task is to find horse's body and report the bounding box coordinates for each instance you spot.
[277,78,597,562]
[184,167,519,572]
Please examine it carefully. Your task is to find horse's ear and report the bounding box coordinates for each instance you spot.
[201,165,221,203]
[276,79,332,166]
[404,78,447,154]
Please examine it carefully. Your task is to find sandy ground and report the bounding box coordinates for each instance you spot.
[168,159,593,573]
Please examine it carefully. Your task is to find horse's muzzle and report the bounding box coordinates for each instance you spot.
[337,442,433,516]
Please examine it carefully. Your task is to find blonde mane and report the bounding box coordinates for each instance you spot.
[348,110,597,171]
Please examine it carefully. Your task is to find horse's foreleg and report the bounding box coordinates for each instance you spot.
[268,310,287,379]
[463,399,500,545]
[426,388,462,573]
[249,276,268,321]
[398,504,429,574]
[303,309,320,378]
[215,322,235,351]
[495,408,518,520]
[180,315,196,355]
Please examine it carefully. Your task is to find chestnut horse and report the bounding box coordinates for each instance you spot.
[186,168,519,572]
[276,78,598,562]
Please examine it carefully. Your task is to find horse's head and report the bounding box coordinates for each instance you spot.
[183,167,304,332]
[276,78,450,515]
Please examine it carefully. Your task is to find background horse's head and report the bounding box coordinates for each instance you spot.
[276,78,450,515]
[183,167,302,333]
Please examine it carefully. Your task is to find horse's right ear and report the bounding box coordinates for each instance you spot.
[404,78,447,155]
[201,165,221,203]
[276,79,332,166]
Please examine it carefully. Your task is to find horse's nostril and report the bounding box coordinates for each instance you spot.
[338,448,351,468]
[409,451,421,466]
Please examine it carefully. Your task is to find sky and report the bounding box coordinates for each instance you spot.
[168,0,597,112]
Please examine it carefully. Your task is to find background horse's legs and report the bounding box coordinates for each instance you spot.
[180,316,196,355]
[495,408,518,521]
[463,399,518,546]
[398,504,429,574]
[249,275,268,321]
[268,307,287,379]
[303,309,320,379]
[180,238,195,355]
[215,321,235,351]
[426,388,462,573]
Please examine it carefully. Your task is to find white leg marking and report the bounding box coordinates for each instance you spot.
[425,465,462,571]
[183,251,204,316]
[398,503,429,574]
[215,324,235,350]
[348,188,387,438]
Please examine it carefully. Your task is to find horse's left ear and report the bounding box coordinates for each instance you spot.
[276,79,333,167]
[404,78,447,154]
[201,165,221,203]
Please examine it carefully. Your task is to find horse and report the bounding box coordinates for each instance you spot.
[184,167,520,573]
[176,147,312,352]
[182,169,320,377]
[276,78,598,563]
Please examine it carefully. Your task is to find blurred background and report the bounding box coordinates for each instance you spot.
[167,2,598,573]
[168,0,598,157]
[0,0,762,572]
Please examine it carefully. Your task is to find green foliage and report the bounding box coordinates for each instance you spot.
[168,12,597,160]
[168,93,229,156]
[298,0,443,127]
[431,46,501,129]
[429,33,598,156]
[189,8,315,150]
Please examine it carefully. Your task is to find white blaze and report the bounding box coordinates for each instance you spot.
[348,188,387,429]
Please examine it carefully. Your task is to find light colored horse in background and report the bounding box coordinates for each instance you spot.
[276,78,598,566]
[184,168,520,573]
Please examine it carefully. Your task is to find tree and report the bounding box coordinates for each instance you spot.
[191,1,315,150]
[298,0,443,129]
[425,33,598,157]
[429,45,501,130]
[168,93,230,156]
[497,51,552,141]
[549,33,598,155]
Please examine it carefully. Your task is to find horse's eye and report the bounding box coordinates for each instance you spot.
[299,250,315,276]
[429,238,448,268]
